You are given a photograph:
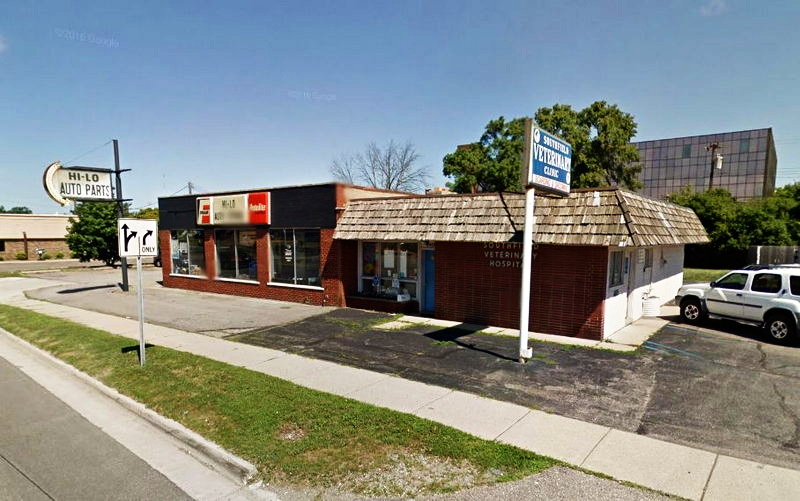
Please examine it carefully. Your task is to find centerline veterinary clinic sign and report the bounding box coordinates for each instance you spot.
[43,162,114,206]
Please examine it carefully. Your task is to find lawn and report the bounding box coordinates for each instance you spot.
[683,268,729,284]
[0,304,558,496]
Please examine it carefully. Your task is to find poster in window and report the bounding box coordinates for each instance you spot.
[383,249,395,269]
[399,251,407,277]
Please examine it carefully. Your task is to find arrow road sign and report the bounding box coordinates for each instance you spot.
[117,218,158,257]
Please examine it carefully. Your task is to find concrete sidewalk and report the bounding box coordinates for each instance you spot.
[1,277,798,500]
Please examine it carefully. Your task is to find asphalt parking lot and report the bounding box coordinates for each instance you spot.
[17,267,800,471]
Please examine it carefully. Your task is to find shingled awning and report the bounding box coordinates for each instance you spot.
[333,188,709,246]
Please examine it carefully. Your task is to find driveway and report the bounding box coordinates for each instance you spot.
[15,268,800,471]
[231,309,800,471]
[23,268,332,337]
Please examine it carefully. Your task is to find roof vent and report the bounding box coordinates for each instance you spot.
[591,191,601,207]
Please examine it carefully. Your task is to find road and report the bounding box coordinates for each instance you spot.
[0,355,192,500]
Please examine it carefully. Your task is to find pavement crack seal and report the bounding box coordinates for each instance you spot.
[756,342,768,372]
[634,363,658,436]
[771,380,800,450]
[0,451,57,500]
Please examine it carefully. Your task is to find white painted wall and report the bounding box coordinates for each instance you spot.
[602,245,685,339]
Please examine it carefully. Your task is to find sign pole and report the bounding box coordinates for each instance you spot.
[136,249,146,366]
[518,187,535,363]
[114,139,130,292]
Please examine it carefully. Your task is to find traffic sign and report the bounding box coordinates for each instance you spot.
[117,218,158,257]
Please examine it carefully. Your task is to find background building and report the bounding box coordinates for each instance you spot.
[0,214,72,260]
[633,128,777,200]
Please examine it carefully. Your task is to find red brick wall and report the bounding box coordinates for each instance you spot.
[435,242,607,340]
[0,239,71,260]
[159,228,346,307]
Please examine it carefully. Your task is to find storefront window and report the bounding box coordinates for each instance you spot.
[270,229,320,286]
[215,229,258,281]
[170,230,205,276]
[360,242,418,300]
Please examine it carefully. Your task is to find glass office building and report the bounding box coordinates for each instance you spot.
[632,128,777,200]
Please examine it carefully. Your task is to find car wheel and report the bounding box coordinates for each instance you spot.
[765,313,796,345]
[680,297,705,324]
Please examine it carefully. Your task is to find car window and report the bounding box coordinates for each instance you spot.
[751,273,782,293]
[715,272,748,290]
[791,276,800,296]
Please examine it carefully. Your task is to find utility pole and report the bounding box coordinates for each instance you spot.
[113,139,129,291]
[706,142,720,190]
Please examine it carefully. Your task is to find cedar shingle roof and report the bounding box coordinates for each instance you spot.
[333,189,709,246]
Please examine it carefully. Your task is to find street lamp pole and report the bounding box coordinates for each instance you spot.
[706,142,720,190]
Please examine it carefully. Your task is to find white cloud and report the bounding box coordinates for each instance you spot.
[0,35,7,53]
[700,0,728,16]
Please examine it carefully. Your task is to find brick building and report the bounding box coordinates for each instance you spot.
[158,183,707,341]
[0,214,72,260]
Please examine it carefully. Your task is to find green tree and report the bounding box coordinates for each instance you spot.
[0,205,33,214]
[443,101,643,193]
[669,187,797,252]
[66,202,125,266]
[132,207,160,221]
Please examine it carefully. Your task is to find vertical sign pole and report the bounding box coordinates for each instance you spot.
[518,187,535,363]
[114,139,130,292]
[136,250,146,366]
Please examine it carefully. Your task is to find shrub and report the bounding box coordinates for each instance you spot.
[0,256,4,261]
[55,252,64,259]
[15,252,27,260]
[42,253,52,260]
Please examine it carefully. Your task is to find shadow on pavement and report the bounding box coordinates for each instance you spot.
[57,284,117,294]
[424,325,516,362]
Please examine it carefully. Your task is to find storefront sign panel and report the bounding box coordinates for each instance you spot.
[247,192,270,224]
[197,192,271,225]
[213,195,248,225]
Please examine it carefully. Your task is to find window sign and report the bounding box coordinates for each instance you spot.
[270,229,320,286]
[383,249,395,269]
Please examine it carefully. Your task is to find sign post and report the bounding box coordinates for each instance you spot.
[117,218,158,366]
[518,119,572,363]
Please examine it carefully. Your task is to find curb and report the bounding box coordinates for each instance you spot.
[0,328,258,484]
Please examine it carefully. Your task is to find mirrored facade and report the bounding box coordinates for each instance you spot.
[632,128,777,200]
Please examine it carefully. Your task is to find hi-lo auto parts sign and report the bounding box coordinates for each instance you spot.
[43,161,114,205]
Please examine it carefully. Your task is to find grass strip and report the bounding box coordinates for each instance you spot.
[682,268,729,284]
[0,304,557,495]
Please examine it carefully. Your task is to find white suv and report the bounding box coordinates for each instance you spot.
[676,265,800,345]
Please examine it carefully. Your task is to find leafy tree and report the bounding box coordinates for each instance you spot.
[443,117,526,193]
[330,140,429,192]
[132,207,160,221]
[443,101,643,192]
[66,202,125,266]
[669,187,797,268]
[0,205,33,214]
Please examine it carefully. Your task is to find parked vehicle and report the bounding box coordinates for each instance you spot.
[676,265,800,344]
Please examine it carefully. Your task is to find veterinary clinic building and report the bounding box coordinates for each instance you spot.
[157,183,707,340]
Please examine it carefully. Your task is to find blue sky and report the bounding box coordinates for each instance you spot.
[2,0,799,213]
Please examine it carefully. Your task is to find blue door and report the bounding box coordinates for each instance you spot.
[423,250,435,313]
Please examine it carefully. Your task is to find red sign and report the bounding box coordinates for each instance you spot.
[247,192,270,224]
[197,198,211,225]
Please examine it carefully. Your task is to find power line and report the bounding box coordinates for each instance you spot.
[63,140,113,165]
